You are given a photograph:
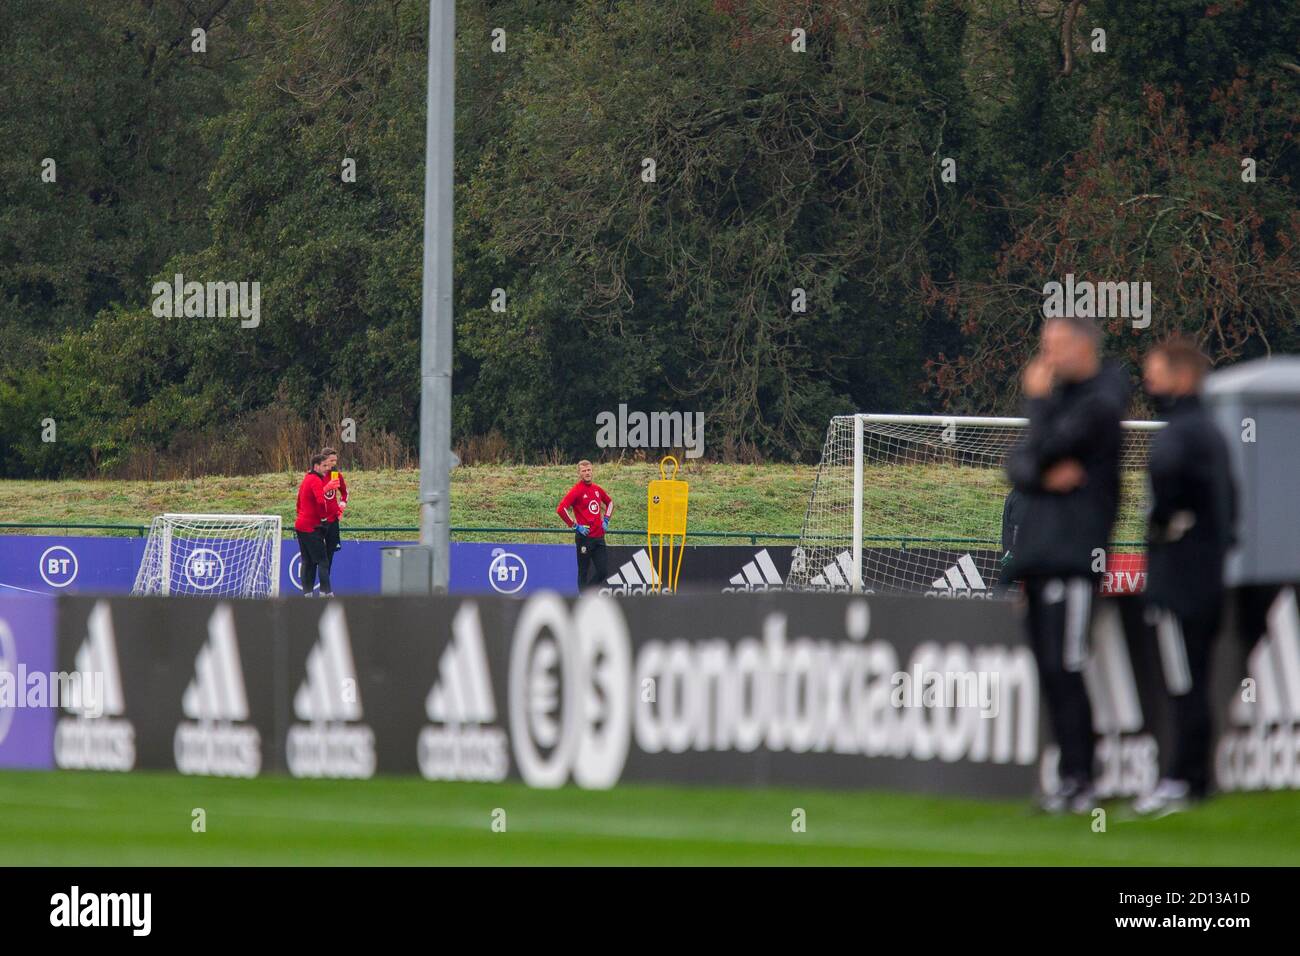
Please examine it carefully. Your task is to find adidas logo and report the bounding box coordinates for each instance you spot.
[1217,587,1300,791]
[293,603,363,723]
[183,605,250,722]
[601,548,662,595]
[66,602,124,718]
[426,603,496,724]
[809,550,859,590]
[286,603,375,779]
[174,604,261,778]
[1078,600,1158,799]
[722,549,785,592]
[54,601,135,771]
[1086,602,1146,737]
[926,554,992,599]
[419,602,508,781]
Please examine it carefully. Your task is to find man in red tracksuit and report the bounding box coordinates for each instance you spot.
[320,447,349,563]
[556,459,614,591]
[295,452,341,596]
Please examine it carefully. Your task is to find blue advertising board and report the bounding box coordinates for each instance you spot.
[0,537,146,595]
[283,540,578,595]
[1,535,581,597]
[0,595,57,769]
[0,535,799,597]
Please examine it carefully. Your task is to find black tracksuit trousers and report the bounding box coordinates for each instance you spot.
[1023,575,1097,786]
[296,528,332,594]
[575,534,608,590]
[1150,605,1220,797]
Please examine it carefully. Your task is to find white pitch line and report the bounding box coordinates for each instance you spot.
[0,581,51,595]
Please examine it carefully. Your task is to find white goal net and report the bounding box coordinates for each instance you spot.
[787,414,1165,595]
[132,514,282,597]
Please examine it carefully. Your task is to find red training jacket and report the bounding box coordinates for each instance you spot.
[556,481,613,538]
[295,471,330,532]
[324,473,348,523]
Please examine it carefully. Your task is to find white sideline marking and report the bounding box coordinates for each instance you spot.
[0,581,51,595]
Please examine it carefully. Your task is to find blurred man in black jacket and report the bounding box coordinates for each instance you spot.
[1134,339,1237,816]
[1005,316,1129,813]
[996,488,1026,596]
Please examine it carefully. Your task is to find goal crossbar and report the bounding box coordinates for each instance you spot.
[158,513,284,522]
[856,414,1166,430]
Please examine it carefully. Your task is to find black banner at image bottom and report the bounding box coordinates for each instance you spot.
[1,867,1277,941]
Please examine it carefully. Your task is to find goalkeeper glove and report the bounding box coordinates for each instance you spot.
[576,524,590,536]
[601,516,609,531]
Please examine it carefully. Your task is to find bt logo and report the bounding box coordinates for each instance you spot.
[38,546,79,588]
[184,548,225,590]
[488,549,528,595]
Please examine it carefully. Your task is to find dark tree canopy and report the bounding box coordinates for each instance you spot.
[1,0,1296,476]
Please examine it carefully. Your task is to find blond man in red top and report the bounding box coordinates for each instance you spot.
[556,460,614,590]
[320,447,349,561]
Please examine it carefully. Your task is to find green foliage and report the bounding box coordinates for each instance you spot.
[0,0,255,366]
[1,0,1296,476]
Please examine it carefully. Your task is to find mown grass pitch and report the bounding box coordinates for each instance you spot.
[0,460,1151,545]
[0,770,1293,866]
[0,464,816,543]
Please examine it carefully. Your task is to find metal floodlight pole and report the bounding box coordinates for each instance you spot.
[419,0,454,591]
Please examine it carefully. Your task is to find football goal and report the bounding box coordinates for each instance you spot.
[132,514,282,597]
[786,414,1165,595]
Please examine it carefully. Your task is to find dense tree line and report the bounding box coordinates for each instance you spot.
[1,0,1296,476]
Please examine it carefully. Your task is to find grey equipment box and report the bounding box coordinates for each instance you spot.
[1203,356,1300,586]
[380,544,434,595]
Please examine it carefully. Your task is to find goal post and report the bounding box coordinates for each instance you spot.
[788,414,1166,595]
[132,514,283,597]
[851,413,863,593]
